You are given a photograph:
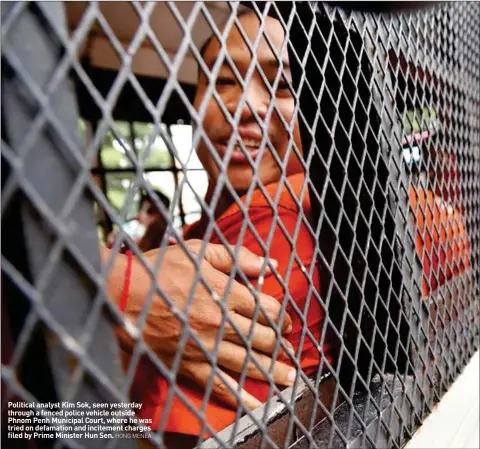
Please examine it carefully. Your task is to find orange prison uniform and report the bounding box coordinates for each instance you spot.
[129,173,332,437]
[409,185,471,297]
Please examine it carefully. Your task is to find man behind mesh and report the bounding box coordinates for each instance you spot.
[127,10,335,446]
[107,189,171,252]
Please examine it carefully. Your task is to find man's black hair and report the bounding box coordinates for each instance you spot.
[197,34,219,86]
[139,189,170,215]
[199,34,215,62]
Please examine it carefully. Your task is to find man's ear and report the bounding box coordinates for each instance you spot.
[286,119,305,176]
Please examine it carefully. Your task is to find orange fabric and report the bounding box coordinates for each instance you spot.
[409,185,470,297]
[128,174,331,437]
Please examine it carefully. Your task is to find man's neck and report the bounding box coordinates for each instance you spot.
[208,181,237,218]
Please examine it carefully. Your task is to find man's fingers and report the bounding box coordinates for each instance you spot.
[166,241,292,334]
[230,282,292,334]
[227,313,294,359]
[232,245,278,277]
[183,362,262,411]
[217,342,296,387]
[204,243,277,277]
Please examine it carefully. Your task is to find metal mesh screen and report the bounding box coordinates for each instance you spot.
[2,2,479,449]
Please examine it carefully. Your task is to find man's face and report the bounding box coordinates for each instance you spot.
[193,13,303,194]
[137,200,156,227]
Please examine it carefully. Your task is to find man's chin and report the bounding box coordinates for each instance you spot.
[216,167,277,195]
[230,180,252,196]
[222,168,254,194]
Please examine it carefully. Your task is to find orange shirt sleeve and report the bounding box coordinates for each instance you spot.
[211,204,332,400]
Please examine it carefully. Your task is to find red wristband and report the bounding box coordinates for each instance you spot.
[119,250,133,312]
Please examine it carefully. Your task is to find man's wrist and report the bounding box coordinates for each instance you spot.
[119,250,134,312]
[102,247,129,306]
[123,255,154,316]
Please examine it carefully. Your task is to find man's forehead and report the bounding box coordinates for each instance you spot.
[202,14,289,67]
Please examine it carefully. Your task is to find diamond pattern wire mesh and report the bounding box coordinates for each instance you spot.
[1,1,479,449]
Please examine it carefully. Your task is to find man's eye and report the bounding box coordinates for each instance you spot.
[216,77,236,86]
[275,80,292,96]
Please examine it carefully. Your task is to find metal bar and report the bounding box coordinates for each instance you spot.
[91,167,202,174]
[1,3,136,448]
[2,2,479,449]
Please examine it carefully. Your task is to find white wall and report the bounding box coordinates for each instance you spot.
[406,351,479,449]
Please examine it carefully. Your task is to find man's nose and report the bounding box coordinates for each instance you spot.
[229,81,269,123]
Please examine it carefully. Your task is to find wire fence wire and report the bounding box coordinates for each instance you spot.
[1,1,479,449]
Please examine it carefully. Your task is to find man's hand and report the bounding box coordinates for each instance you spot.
[104,242,294,410]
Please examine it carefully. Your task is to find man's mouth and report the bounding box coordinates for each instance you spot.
[216,138,263,164]
[232,139,261,153]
